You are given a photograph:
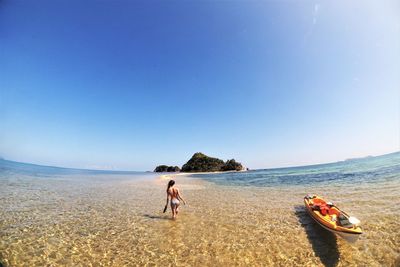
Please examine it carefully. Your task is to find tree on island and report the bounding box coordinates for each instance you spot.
[221,159,243,171]
[181,152,243,172]
[154,165,180,172]
[181,152,225,172]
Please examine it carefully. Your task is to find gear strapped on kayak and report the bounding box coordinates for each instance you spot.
[304,194,362,243]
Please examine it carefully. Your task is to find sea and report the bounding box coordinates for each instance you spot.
[0,152,399,266]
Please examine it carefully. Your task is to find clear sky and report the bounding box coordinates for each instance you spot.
[1,1,399,171]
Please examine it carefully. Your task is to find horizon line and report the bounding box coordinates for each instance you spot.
[1,150,398,173]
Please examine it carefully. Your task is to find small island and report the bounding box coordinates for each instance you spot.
[154,152,244,173]
[154,165,181,172]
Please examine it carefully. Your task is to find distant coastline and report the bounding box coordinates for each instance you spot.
[344,155,373,161]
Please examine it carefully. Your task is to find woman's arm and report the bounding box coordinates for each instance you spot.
[177,189,186,205]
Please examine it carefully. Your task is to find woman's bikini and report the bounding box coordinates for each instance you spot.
[169,187,180,206]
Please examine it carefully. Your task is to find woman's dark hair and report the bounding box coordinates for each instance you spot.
[167,180,175,191]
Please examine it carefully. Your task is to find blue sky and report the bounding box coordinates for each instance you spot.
[1,1,399,170]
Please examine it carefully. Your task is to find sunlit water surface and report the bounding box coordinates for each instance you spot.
[1,153,399,266]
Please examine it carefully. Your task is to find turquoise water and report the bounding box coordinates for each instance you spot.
[2,152,398,185]
[189,152,400,187]
[1,153,399,266]
[0,159,154,181]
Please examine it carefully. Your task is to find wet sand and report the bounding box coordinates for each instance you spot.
[1,173,399,266]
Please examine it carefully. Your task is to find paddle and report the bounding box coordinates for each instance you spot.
[163,204,168,213]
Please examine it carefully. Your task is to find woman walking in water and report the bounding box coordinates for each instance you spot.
[164,180,186,219]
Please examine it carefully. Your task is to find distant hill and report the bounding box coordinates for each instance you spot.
[181,152,244,172]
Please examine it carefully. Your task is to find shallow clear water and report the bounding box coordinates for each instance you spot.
[190,152,400,187]
[0,153,399,266]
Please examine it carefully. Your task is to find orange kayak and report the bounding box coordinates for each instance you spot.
[304,195,362,242]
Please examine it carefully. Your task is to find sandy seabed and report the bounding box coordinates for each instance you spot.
[1,173,399,266]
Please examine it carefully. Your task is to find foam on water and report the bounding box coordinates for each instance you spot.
[0,153,399,266]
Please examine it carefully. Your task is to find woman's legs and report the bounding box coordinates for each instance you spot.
[170,203,176,219]
[170,203,179,219]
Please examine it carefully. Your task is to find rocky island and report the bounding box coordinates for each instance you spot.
[153,165,181,172]
[154,152,244,173]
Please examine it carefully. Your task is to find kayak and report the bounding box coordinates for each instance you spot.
[304,195,362,242]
